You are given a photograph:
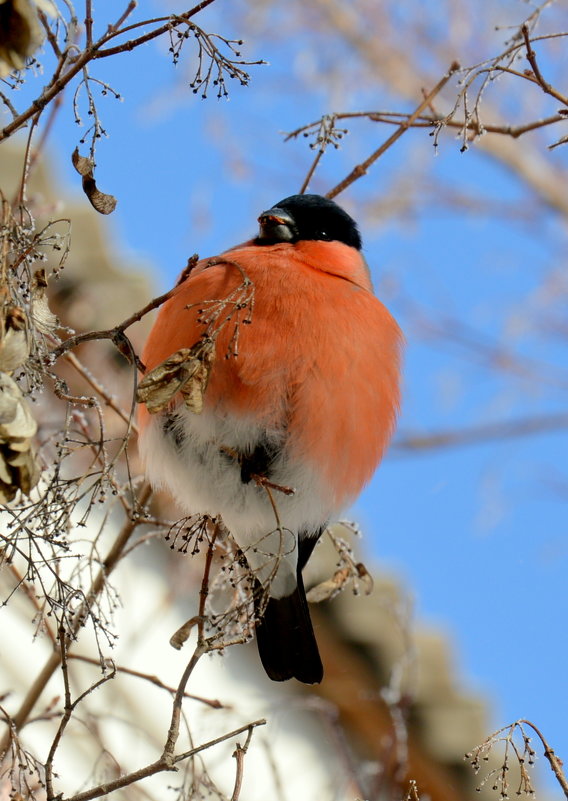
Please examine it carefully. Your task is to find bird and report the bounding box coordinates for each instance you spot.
[137,193,402,684]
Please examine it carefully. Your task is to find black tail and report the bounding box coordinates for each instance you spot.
[254,568,323,684]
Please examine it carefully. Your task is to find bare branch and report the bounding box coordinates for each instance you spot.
[107,2,138,35]
[85,0,93,49]
[466,718,568,799]
[521,24,568,108]
[0,483,153,756]
[230,724,255,801]
[49,282,183,366]
[61,719,266,801]
[45,630,116,801]
[326,61,460,198]
[393,412,568,455]
[93,2,222,59]
[520,719,568,798]
[163,525,219,759]
[68,654,225,709]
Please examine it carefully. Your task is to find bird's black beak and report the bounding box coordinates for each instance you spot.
[257,207,298,244]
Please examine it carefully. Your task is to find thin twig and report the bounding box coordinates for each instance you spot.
[522,24,568,107]
[163,525,219,759]
[0,91,18,120]
[289,108,566,140]
[230,724,255,801]
[520,719,568,798]
[62,350,134,427]
[0,483,153,757]
[50,283,180,363]
[0,0,221,143]
[0,48,94,142]
[44,628,73,800]
[37,9,63,58]
[85,0,94,48]
[14,113,40,211]
[107,1,138,35]
[61,719,266,801]
[299,148,324,194]
[93,0,219,59]
[6,563,57,645]
[68,654,224,708]
[27,92,67,178]
[392,412,568,455]
[326,61,460,198]
[173,719,266,765]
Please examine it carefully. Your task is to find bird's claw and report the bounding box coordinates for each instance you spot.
[252,474,296,496]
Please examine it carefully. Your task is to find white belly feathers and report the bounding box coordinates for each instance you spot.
[139,406,333,598]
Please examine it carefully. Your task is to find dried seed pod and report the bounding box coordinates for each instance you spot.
[179,339,216,415]
[71,148,117,215]
[0,304,29,374]
[0,372,40,502]
[31,269,59,334]
[137,339,216,415]
[136,348,195,413]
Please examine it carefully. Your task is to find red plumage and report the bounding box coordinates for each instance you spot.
[138,195,403,684]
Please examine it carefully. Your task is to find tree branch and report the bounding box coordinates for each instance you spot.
[93,1,219,59]
[393,412,568,454]
[326,61,460,199]
[0,483,153,757]
[522,24,568,108]
[61,719,266,801]
[49,282,182,365]
[163,525,219,759]
[68,654,224,708]
[521,719,568,798]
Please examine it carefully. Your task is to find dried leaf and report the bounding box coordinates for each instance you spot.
[8,436,33,452]
[136,348,196,413]
[0,480,17,503]
[0,0,43,77]
[82,177,117,215]
[71,147,117,215]
[137,340,216,415]
[6,446,39,494]
[0,452,11,484]
[0,372,20,423]
[354,561,374,595]
[0,398,37,442]
[0,372,40,501]
[0,305,29,374]
[31,269,59,334]
[306,566,352,603]
[7,449,30,466]
[0,385,37,440]
[180,340,216,414]
[71,148,93,177]
[170,615,202,650]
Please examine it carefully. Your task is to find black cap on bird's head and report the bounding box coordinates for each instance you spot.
[256,194,362,251]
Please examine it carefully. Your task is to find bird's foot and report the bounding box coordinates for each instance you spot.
[251,473,296,496]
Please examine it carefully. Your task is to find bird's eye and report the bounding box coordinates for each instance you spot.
[319,231,331,240]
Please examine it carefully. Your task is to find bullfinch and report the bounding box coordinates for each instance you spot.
[137,194,402,684]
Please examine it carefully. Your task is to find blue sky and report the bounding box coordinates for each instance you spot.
[6,0,568,794]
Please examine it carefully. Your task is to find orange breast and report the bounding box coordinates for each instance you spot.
[139,240,402,506]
